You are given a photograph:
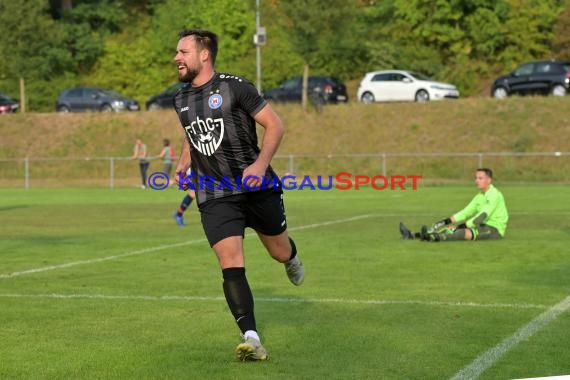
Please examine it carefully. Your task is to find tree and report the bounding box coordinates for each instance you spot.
[86,0,255,106]
[278,0,363,108]
[360,0,564,95]
[0,0,72,109]
[552,4,570,60]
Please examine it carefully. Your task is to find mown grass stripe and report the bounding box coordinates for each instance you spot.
[449,295,570,380]
[0,293,548,311]
[0,215,378,279]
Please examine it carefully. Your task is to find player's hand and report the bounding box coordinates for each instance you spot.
[242,162,267,190]
[432,218,452,231]
[174,165,190,189]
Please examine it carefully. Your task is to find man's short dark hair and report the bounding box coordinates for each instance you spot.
[477,168,493,179]
[178,29,218,66]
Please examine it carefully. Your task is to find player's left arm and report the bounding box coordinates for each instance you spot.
[465,192,500,229]
[243,104,284,188]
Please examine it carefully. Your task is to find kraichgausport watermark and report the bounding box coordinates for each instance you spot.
[147,171,422,191]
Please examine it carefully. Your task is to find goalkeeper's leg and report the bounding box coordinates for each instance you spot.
[425,224,470,241]
[473,225,502,240]
[438,225,501,241]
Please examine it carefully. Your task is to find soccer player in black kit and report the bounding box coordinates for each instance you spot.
[173,29,304,361]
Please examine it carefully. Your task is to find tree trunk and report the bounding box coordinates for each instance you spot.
[301,62,309,110]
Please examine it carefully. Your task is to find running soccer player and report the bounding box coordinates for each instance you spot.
[400,168,509,241]
[172,29,304,361]
[173,189,195,227]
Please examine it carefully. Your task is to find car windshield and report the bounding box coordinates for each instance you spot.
[407,72,433,81]
[0,93,14,102]
[99,89,124,98]
[563,64,570,72]
[165,83,184,95]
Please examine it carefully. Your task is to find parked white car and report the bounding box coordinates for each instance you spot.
[357,70,460,103]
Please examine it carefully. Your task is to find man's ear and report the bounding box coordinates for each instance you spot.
[200,48,209,63]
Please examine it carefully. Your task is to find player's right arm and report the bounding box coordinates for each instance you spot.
[431,195,478,230]
[452,194,480,224]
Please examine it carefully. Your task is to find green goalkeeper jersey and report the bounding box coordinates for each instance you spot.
[453,184,509,236]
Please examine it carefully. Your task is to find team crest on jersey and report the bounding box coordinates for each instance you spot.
[184,116,225,156]
[208,94,223,109]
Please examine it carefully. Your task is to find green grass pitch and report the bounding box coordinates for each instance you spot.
[1,185,569,379]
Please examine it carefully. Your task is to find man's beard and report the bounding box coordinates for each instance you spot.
[179,67,199,83]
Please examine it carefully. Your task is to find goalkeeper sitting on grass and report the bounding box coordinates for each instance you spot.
[400,168,509,242]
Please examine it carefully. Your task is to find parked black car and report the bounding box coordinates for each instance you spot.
[263,76,348,104]
[56,87,140,112]
[145,82,185,111]
[491,60,570,98]
[0,92,19,114]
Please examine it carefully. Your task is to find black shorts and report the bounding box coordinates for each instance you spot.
[198,188,287,247]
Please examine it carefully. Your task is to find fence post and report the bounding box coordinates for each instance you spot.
[382,153,386,177]
[478,153,483,168]
[288,154,294,175]
[24,157,29,189]
[110,157,115,189]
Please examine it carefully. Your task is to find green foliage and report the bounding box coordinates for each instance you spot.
[1,0,569,110]
[359,0,566,93]
[277,0,365,80]
[498,0,562,69]
[86,0,256,106]
[552,5,570,59]
[254,1,305,89]
[57,0,128,74]
[0,0,131,110]
[0,0,70,101]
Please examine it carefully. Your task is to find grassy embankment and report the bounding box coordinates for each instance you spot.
[0,96,569,186]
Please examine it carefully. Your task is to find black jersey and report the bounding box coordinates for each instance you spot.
[174,73,279,205]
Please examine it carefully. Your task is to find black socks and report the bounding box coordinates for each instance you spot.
[289,237,297,260]
[222,267,256,334]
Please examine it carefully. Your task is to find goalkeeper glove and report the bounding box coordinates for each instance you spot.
[432,217,452,231]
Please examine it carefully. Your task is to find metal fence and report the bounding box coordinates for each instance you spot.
[0,152,568,189]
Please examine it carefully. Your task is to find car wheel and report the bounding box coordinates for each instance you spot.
[492,87,508,99]
[551,84,567,97]
[57,105,70,113]
[360,92,375,104]
[101,104,113,112]
[415,90,429,102]
[147,102,161,111]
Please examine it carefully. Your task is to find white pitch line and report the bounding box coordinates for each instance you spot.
[449,294,570,380]
[0,293,548,311]
[0,214,378,279]
[0,240,206,279]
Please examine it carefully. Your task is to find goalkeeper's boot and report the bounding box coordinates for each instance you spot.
[399,222,414,240]
[420,225,430,241]
[236,337,268,361]
[285,256,305,285]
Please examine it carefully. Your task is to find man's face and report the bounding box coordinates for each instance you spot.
[174,36,202,83]
[475,170,492,191]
